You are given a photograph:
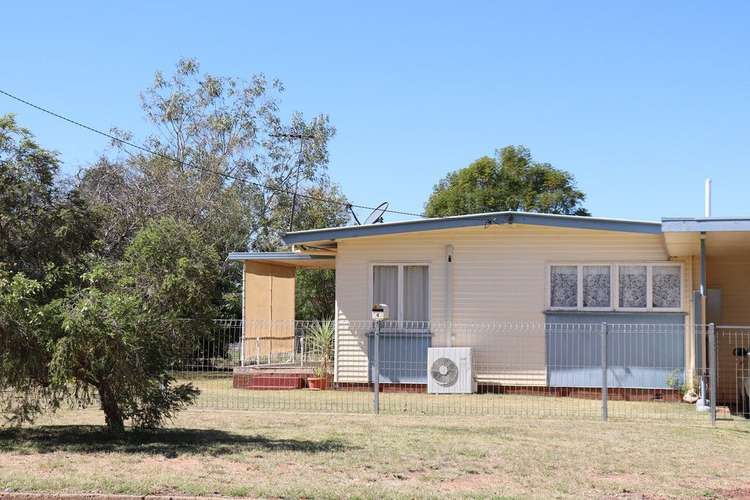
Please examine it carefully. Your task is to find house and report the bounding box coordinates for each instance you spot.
[227,211,750,403]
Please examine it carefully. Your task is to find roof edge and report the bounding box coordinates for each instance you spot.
[662,217,750,232]
[283,211,662,245]
[226,252,335,262]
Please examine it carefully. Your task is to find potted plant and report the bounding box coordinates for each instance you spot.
[306,320,334,390]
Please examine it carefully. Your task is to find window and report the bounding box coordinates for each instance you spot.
[618,265,647,309]
[550,265,578,309]
[582,265,611,308]
[548,263,682,312]
[371,264,430,322]
[652,265,681,309]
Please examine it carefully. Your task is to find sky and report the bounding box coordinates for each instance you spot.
[2,1,749,223]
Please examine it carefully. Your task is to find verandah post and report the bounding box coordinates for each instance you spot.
[601,322,608,422]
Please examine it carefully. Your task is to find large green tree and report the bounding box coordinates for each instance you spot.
[78,58,349,317]
[0,218,219,433]
[0,114,97,282]
[0,116,221,432]
[424,146,589,218]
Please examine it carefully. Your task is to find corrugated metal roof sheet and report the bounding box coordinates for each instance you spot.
[282,211,661,245]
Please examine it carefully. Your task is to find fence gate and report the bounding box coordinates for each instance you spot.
[716,326,750,418]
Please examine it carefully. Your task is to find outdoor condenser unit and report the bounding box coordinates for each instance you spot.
[427,347,476,394]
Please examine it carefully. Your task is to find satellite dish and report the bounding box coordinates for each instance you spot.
[363,202,389,225]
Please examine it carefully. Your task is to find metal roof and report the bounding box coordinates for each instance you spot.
[282,211,662,245]
[661,217,750,233]
[226,252,335,262]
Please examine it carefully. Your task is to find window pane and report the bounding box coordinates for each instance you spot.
[403,265,429,322]
[583,265,611,308]
[652,266,681,308]
[550,265,578,308]
[373,265,399,320]
[619,265,647,308]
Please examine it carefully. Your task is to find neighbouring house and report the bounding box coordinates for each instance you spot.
[227,211,750,403]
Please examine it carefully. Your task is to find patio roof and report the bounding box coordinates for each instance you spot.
[282,211,662,245]
[661,217,750,258]
[661,217,750,233]
[226,251,335,269]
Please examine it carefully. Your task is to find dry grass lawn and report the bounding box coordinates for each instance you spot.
[1,405,749,499]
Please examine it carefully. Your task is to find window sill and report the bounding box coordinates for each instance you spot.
[544,309,687,315]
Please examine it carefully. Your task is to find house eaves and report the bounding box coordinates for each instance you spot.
[282,211,662,245]
[662,217,750,233]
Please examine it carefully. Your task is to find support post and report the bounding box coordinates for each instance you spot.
[601,322,608,422]
[709,323,717,425]
[255,337,260,366]
[373,320,380,414]
[240,320,245,368]
[300,331,305,367]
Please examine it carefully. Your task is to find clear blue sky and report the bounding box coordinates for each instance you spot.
[3,2,749,222]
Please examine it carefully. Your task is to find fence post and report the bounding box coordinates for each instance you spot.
[373,320,380,414]
[300,332,305,367]
[601,322,608,422]
[708,322,717,426]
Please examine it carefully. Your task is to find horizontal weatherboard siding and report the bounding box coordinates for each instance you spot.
[334,223,682,385]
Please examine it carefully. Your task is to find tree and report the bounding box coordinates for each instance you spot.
[0,114,98,282]
[0,218,220,433]
[77,58,347,318]
[424,146,589,218]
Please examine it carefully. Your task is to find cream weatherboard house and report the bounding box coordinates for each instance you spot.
[227,211,750,403]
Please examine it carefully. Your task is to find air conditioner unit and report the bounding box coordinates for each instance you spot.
[427,347,475,394]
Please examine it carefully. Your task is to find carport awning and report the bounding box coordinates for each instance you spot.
[662,217,750,258]
[226,251,335,269]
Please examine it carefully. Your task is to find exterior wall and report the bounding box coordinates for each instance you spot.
[701,257,750,403]
[243,261,296,361]
[334,224,687,384]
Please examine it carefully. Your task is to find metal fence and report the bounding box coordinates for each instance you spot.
[168,320,750,422]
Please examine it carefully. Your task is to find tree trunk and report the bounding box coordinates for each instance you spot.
[98,383,125,434]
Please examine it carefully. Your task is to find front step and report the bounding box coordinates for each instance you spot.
[233,373,306,390]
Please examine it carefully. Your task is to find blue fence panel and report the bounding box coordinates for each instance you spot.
[368,331,432,384]
[545,313,686,389]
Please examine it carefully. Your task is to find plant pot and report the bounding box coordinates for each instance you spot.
[307,377,328,391]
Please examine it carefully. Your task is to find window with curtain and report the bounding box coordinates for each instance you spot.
[373,265,399,322]
[403,265,429,322]
[371,264,430,323]
[618,265,648,308]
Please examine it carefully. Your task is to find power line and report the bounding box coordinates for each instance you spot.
[0,88,425,219]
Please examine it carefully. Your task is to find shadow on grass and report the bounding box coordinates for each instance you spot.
[0,425,352,458]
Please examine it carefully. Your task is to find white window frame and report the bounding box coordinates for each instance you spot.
[580,264,615,312]
[547,262,683,313]
[614,263,650,312]
[646,263,684,312]
[368,262,432,323]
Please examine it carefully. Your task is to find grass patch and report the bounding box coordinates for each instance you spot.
[0,406,749,498]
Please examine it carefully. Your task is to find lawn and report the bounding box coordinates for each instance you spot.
[184,374,705,421]
[1,403,750,498]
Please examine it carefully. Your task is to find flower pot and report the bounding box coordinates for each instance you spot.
[307,376,328,391]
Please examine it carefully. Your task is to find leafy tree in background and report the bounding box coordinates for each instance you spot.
[424,146,589,218]
[0,114,98,283]
[77,58,348,318]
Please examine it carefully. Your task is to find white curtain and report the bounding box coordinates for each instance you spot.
[403,265,429,322]
[373,265,399,320]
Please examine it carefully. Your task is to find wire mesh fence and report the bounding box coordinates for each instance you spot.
[168,320,750,422]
